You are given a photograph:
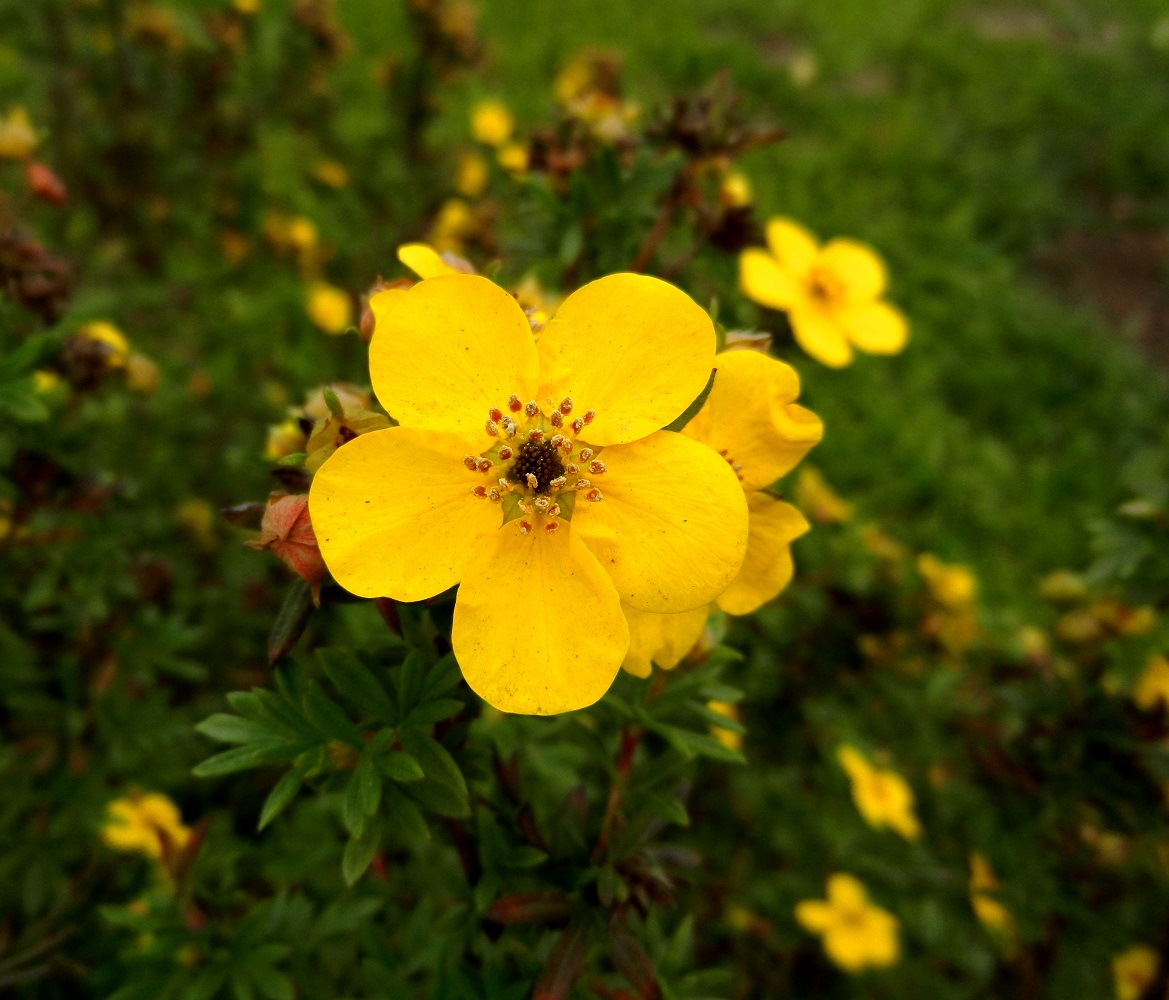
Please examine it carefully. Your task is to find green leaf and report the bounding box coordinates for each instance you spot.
[379,750,425,783]
[644,792,689,827]
[398,728,468,799]
[402,778,471,818]
[301,686,363,747]
[406,698,464,726]
[258,768,304,830]
[318,648,397,724]
[421,653,463,700]
[397,651,425,716]
[322,385,343,417]
[197,713,277,745]
[383,786,431,844]
[268,580,314,665]
[193,740,307,777]
[343,751,383,837]
[341,818,382,885]
[0,385,49,423]
[662,368,715,433]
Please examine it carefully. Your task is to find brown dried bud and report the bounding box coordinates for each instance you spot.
[245,493,327,604]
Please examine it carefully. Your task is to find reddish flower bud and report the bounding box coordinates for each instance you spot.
[245,493,327,604]
[24,161,67,205]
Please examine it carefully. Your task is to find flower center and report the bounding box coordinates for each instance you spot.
[807,265,844,304]
[464,394,607,533]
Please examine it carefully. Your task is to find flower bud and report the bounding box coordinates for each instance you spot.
[245,493,327,604]
[24,161,67,204]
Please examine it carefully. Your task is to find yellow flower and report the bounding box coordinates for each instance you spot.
[740,218,908,368]
[311,159,350,188]
[306,282,353,335]
[398,242,461,280]
[33,370,62,394]
[309,273,749,714]
[917,553,977,609]
[794,466,852,525]
[497,142,529,176]
[470,99,513,147]
[102,793,191,860]
[795,874,900,972]
[233,0,261,14]
[708,700,743,752]
[176,499,217,547]
[455,152,489,198]
[126,353,160,394]
[1134,655,1169,712]
[618,349,820,677]
[428,198,475,254]
[837,745,921,840]
[286,216,319,253]
[1113,945,1157,1000]
[719,170,752,209]
[1038,569,1088,603]
[512,274,560,332]
[969,853,1014,938]
[265,418,307,461]
[78,321,130,367]
[0,106,39,160]
[304,405,391,474]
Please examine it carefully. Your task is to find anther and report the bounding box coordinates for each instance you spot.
[488,488,502,502]
[502,416,517,437]
[518,500,534,514]
[525,473,539,490]
[508,394,523,413]
[733,463,743,473]
[475,457,493,473]
[559,397,573,415]
[550,433,568,450]
[489,407,503,423]
[583,410,595,425]
[534,497,550,511]
[485,420,499,437]
[528,429,545,444]
[472,485,488,498]
[571,418,584,434]
[519,520,533,535]
[565,463,579,475]
[549,410,563,428]
[544,521,560,533]
[549,476,567,490]
[524,401,539,418]
[498,478,511,491]
[588,460,606,475]
[499,445,514,461]
[547,502,561,518]
[574,478,591,490]
[586,488,604,502]
[579,448,593,462]
[463,455,478,471]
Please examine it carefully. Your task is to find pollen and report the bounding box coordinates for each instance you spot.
[463,455,478,471]
[518,520,532,535]
[488,407,504,423]
[475,457,493,473]
[571,418,584,434]
[499,445,514,461]
[508,394,523,412]
[486,420,499,437]
[579,448,593,461]
[559,397,573,415]
[472,485,488,498]
[528,429,545,444]
[524,400,539,418]
[550,410,564,428]
[586,488,604,502]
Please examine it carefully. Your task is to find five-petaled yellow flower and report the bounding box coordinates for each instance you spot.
[740,218,908,368]
[310,273,749,715]
[621,349,821,677]
[1113,945,1157,1000]
[102,792,191,860]
[795,873,900,972]
[837,745,921,840]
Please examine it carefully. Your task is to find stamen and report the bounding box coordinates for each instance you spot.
[525,473,539,490]
[528,429,545,444]
[488,407,504,423]
[565,463,579,475]
[471,485,488,498]
[518,500,534,514]
[502,416,517,438]
[550,433,568,450]
[524,401,539,418]
[549,476,567,490]
[549,410,563,428]
[544,521,560,533]
[585,488,604,502]
[559,397,573,415]
[499,445,514,461]
[475,458,493,473]
[463,455,478,471]
[498,478,511,491]
[574,478,591,490]
[571,418,584,434]
[583,410,595,425]
[534,497,550,511]
[588,460,606,475]
[485,420,499,437]
[508,394,523,413]
[733,463,743,472]
[547,502,561,518]
[487,488,502,502]
[518,520,533,535]
[579,448,593,462]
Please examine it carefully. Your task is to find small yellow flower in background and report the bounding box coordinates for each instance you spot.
[102,793,191,860]
[77,321,130,368]
[708,700,743,752]
[286,216,319,253]
[1113,945,1158,1000]
[470,99,514,147]
[264,213,319,258]
[795,874,900,972]
[220,230,250,265]
[740,218,908,368]
[794,466,852,525]
[917,553,977,610]
[860,524,906,562]
[125,353,160,394]
[497,142,529,176]
[233,0,261,14]
[428,197,476,254]
[33,370,62,394]
[0,106,39,161]
[311,159,350,188]
[176,499,217,547]
[455,152,489,198]
[306,281,353,335]
[1133,655,1169,712]
[837,745,921,840]
[969,853,1014,939]
[304,403,390,475]
[1039,569,1088,603]
[512,274,560,332]
[554,50,640,142]
[266,418,307,461]
[310,272,749,714]
[719,170,752,209]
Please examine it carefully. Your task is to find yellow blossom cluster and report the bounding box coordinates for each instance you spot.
[917,552,979,654]
[554,51,640,143]
[795,874,900,972]
[837,745,921,839]
[101,792,190,860]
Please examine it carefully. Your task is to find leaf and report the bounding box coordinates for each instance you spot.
[485,891,575,925]
[197,713,277,745]
[402,778,470,818]
[342,752,382,837]
[406,697,464,726]
[644,792,689,828]
[662,368,715,433]
[318,649,397,725]
[398,728,468,800]
[421,653,462,700]
[378,750,425,783]
[397,650,425,716]
[533,923,589,1000]
[301,686,363,747]
[268,580,314,665]
[193,740,307,778]
[608,922,659,999]
[383,786,430,844]
[341,818,382,886]
[258,768,304,831]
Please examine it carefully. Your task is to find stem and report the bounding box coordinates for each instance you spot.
[591,725,641,864]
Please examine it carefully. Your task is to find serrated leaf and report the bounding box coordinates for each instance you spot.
[258,768,304,830]
[318,649,397,725]
[341,818,382,885]
[193,740,307,777]
[197,713,277,745]
[379,750,425,783]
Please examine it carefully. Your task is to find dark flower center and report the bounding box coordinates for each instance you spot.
[508,440,565,492]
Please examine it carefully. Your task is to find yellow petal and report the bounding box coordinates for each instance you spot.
[370,274,539,441]
[536,274,716,445]
[827,873,868,909]
[739,248,803,310]
[765,217,819,279]
[621,603,709,678]
[574,431,748,613]
[832,300,909,355]
[818,238,887,301]
[716,495,808,615]
[837,745,870,780]
[397,243,457,280]
[452,522,628,715]
[309,426,499,600]
[682,349,823,492]
[795,900,834,933]
[789,304,854,368]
